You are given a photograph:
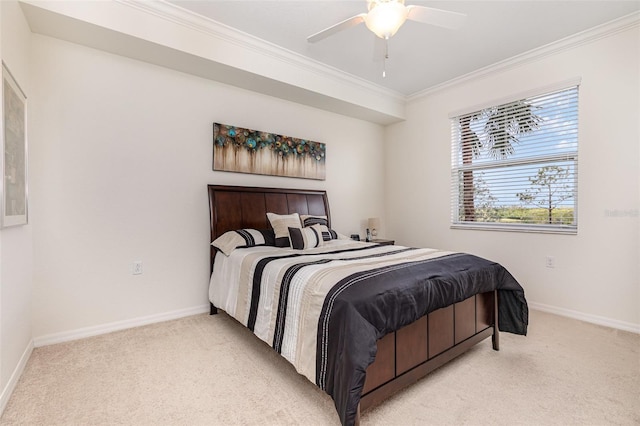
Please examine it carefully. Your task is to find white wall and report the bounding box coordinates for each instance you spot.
[385,24,640,330]
[0,0,33,413]
[29,34,386,340]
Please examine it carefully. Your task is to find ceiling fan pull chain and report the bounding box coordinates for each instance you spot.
[382,37,389,78]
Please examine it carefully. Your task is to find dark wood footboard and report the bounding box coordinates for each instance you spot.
[359,291,498,414]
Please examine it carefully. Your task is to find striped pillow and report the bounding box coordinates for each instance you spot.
[288,224,323,250]
[267,212,302,247]
[300,215,338,241]
[212,229,274,256]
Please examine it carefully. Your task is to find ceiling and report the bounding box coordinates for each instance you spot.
[18,0,639,124]
[167,0,640,96]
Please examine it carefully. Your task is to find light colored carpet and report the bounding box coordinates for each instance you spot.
[1,309,638,425]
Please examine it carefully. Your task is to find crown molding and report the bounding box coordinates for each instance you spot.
[20,0,406,124]
[116,0,405,102]
[21,1,636,124]
[117,1,639,109]
[407,11,640,102]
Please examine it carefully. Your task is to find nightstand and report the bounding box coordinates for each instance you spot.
[363,238,395,246]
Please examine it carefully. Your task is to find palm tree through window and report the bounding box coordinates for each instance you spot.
[451,84,579,233]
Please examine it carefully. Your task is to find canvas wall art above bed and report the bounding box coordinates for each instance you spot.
[213,123,326,180]
[207,185,528,426]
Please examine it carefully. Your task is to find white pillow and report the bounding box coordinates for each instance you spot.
[267,212,301,247]
[288,224,323,250]
[212,229,268,256]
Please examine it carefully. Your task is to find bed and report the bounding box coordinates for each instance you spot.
[207,184,528,425]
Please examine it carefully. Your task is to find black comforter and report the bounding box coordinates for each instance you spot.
[316,252,528,426]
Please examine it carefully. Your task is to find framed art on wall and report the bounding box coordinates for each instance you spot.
[2,61,28,227]
[213,123,326,180]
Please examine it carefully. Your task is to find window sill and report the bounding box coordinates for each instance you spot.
[451,223,577,235]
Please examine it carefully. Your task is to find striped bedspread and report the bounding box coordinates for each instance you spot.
[209,240,528,425]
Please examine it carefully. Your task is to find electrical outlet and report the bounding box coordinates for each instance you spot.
[545,256,555,268]
[132,261,143,275]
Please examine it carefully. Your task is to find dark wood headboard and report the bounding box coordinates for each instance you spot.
[207,185,331,267]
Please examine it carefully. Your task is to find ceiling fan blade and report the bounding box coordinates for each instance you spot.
[307,13,367,43]
[406,5,467,30]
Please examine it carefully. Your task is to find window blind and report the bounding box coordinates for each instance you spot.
[450,85,579,233]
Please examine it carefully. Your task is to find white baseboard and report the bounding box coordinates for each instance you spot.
[0,339,34,417]
[30,301,639,346]
[529,302,640,334]
[33,304,210,347]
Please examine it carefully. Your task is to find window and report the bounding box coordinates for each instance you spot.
[450,83,579,233]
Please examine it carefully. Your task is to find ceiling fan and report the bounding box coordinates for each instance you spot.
[307,0,467,43]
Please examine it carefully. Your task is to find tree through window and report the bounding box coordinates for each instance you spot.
[450,84,579,233]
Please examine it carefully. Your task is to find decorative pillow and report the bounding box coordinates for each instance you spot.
[288,224,323,250]
[212,229,274,256]
[300,214,338,241]
[267,212,302,247]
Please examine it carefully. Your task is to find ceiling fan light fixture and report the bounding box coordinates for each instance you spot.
[306,0,466,45]
[364,1,408,39]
